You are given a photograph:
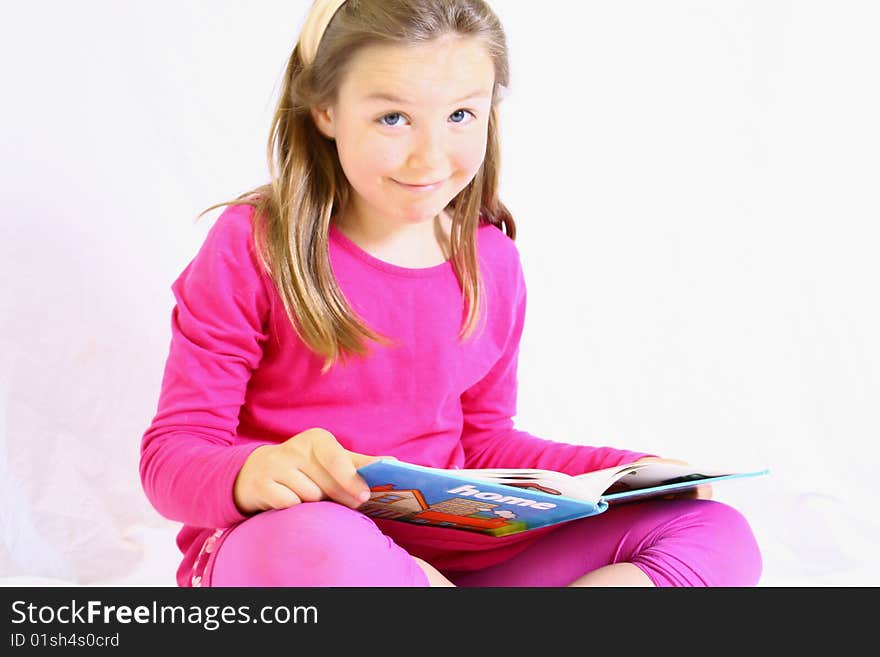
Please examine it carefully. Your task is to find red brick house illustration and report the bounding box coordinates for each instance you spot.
[360,484,528,535]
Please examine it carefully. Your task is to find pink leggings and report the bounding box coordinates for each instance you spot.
[207,498,762,587]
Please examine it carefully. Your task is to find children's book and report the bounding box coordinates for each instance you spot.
[356,459,769,537]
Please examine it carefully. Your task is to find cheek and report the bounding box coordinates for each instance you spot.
[455,137,489,177]
[339,137,394,180]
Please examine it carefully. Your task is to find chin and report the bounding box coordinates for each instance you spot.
[400,207,446,224]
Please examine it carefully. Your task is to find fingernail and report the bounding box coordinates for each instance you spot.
[358,491,371,503]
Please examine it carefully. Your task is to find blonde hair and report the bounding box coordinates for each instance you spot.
[198,0,516,373]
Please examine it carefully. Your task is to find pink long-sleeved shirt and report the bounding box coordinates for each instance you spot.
[140,203,647,585]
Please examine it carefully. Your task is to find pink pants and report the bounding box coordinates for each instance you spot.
[206,498,762,587]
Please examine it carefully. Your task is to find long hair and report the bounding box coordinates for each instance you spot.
[197,0,515,373]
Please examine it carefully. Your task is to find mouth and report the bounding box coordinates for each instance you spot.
[395,178,446,192]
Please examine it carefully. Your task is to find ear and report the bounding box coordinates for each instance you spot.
[311,104,336,140]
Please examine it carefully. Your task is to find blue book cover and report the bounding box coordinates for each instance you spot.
[357,459,769,537]
[357,460,608,537]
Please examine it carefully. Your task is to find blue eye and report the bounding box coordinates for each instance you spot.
[379,112,405,127]
[377,109,476,127]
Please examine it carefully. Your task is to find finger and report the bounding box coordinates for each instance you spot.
[311,445,370,507]
[274,469,325,504]
[293,432,366,506]
[662,489,697,501]
[262,480,303,510]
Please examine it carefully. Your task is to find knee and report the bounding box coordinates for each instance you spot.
[211,502,424,586]
[689,500,763,586]
[262,500,374,541]
[261,501,389,563]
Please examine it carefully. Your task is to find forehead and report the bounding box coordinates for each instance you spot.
[341,36,495,102]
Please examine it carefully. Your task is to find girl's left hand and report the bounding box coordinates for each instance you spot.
[662,484,713,500]
[630,456,714,500]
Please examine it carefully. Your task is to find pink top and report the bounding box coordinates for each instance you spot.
[139,203,648,586]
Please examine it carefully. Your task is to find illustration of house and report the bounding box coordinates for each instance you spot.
[361,484,529,535]
[360,485,430,520]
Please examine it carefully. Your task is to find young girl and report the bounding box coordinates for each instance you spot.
[140,0,762,587]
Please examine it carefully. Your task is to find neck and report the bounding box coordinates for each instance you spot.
[332,207,453,268]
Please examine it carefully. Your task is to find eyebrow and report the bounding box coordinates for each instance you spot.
[363,90,490,104]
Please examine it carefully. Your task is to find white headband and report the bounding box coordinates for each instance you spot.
[299,0,349,66]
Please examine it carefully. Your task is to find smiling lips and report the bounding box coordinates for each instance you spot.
[396,178,446,191]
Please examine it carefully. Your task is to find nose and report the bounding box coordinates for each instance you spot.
[407,124,445,171]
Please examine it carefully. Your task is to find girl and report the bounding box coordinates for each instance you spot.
[140,0,762,587]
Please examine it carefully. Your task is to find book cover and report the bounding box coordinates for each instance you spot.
[357,460,606,537]
[357,459,770,538]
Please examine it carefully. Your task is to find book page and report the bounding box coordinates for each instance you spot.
[450,462,766,501]
[449,465,639,502]
[599,462,742,494]
[599,463,770,503]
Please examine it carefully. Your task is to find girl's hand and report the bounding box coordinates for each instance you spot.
[233,427,386,515]
[630,456,714,501]
[662,484,714,500]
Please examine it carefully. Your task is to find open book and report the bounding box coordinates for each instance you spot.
[356,459,769,537]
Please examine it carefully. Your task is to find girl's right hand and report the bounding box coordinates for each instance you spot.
[232,428,386,515]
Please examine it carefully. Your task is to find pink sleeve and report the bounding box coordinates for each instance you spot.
[139,208,274,529]
[459,255,650,475]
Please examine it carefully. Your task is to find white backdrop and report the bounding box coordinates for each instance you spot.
[1,1,878,586]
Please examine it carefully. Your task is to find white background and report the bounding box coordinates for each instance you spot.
[1,1,878,586]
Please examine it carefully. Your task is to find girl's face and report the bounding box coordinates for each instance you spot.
[312,35,495,230]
